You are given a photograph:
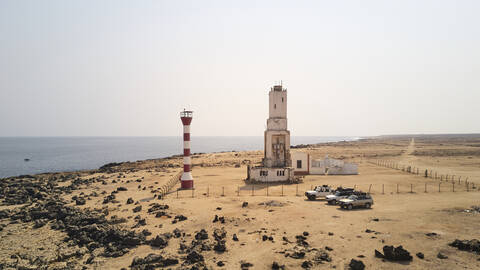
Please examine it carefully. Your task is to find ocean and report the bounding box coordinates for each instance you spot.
[0,136,359,178]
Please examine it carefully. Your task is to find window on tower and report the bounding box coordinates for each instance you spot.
[274,104,276,109]
[282,97,284,102]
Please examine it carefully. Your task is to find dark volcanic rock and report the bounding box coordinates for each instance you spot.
[103,194,116,204]
[272,261,285,270]
[75,197,86,205]
[437,252,448,259]
[232,234,239,241]
[186,251,204,264]
[242,202,248,208]
[9,199,146,259]
[130,253,178,269]
[173,215,187,222]
[349,259,365,270]
[290,251,306,259]
[147,203,169,213]
[301,260,312,269]
[241,261,253,270]
[217,261,225,267]
[449,239,480,254]
[313,249,331,263]
[150,234,169,248]
[117,187,128,191]
[213,227,227,252]
[133,206,142,213]
[416,252,424,259]
[195,229,208,240]
[375,249,384,258]
[377,245,412,261]
[126,198,134,204]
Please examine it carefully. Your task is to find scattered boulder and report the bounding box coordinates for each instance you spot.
[195,229,208,240]
[449,239,480,254]
[416,252,424,259]
[133,206,142,213]
[126,198,134,204]
[240,261,253,270]
[301,260,312,269]
[376,245,412,261]
[217,261,225,267]
[349,259,365,270]
[242,202,249,208]
[272,261,285,270]
[232,234,239,241]
[186,251,204,264]
[117,187,128,191]
[75,197,86,205]
[130,253,178,269]
[150,234,169,248]
[313,249,331,263]
[437,252,448,259]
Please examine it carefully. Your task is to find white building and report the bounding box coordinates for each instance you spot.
[291,152,358,175]
[247,85,296,182]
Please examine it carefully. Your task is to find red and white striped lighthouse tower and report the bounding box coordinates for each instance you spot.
[180,109,194,189]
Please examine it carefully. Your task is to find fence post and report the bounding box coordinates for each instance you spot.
[252,184,254,196]
[397,184,399,194]
[281,185,284,196]
[439,183,441,192]
[192,188,194,198]
[222,186,225,197]
[207,186,210,197]
[382,184,384,194]
[452,182,454,192]
[425,183,427,193]
[467,182,469,192]
[368,184,372,193]
[410,184,413,193]
[296,184,298,196]
[458,176,461,184]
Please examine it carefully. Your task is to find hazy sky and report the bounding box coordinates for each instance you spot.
[1,0,479,137]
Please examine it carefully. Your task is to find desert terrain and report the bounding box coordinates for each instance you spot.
[1,135,480,269]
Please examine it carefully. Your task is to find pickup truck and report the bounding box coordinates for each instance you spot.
[305,185,335,200]
[339,193,374,210]
[325,188,355,205]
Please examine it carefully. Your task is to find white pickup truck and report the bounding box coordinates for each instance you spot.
[305,185,335,201]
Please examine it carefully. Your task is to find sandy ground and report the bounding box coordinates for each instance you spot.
[1,135,480,269]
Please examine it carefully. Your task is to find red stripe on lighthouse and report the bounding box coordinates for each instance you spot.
[184,149,190,156]
[184,164,190,172]
[184,133,190,141]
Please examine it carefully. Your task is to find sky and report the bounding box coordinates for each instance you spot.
[0,0,479,137]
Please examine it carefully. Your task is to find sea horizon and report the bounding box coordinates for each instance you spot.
[0,136,361,178]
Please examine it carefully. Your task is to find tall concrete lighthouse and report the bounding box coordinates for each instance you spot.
[180,109,194,189]
[247,84,295,182]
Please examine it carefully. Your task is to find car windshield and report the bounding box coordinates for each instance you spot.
[334,192,342,196]
[347,195,357,200]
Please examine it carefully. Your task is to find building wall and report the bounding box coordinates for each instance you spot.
[248,166,294,182]
[310,157,358,175]
[291,151,309,175]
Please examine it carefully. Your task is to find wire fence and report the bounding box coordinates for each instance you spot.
[164,180,478,199]
[371,159,478,186]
